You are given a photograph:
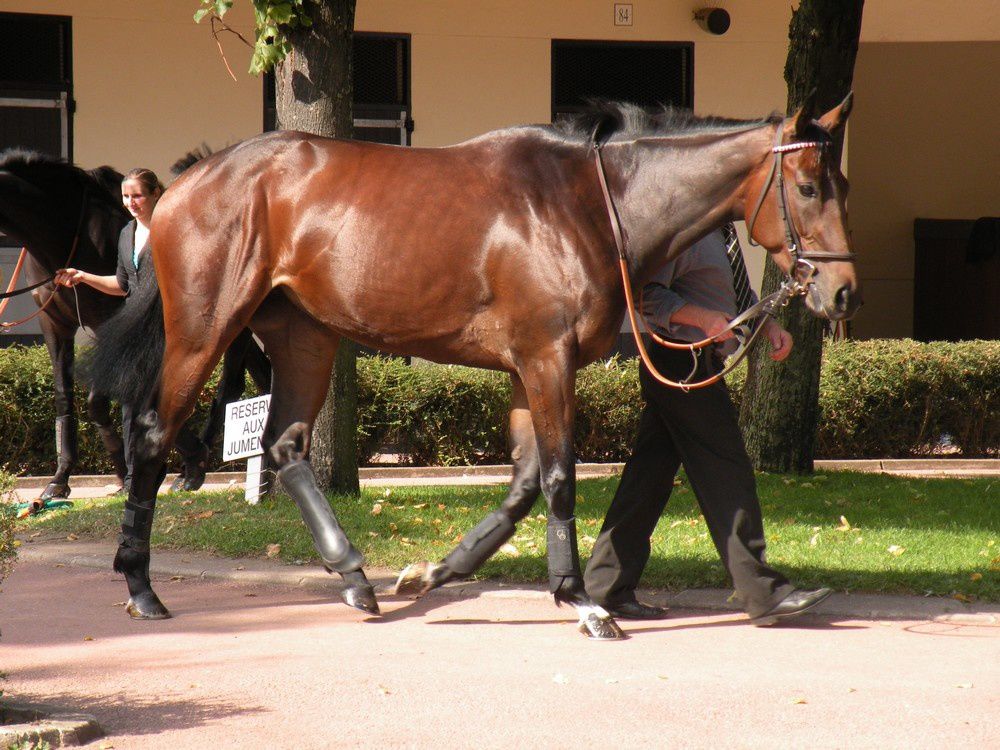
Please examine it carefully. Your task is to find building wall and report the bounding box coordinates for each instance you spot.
[2,0,998,339]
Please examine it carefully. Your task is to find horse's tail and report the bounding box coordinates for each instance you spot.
[85,264,164,407]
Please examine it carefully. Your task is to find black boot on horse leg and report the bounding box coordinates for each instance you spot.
[396,376,539,595]
[272,423,378,615]
[113,409,171,619]
[39,414,76,503]
[548,516,625,640]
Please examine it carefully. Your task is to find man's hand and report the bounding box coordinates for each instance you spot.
[671,304,734,341]
[764,318,793,361]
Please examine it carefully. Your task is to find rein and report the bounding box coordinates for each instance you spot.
[0,186,89,331]
[591,121,841,390]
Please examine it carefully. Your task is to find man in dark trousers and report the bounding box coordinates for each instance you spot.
[584,227,831,625]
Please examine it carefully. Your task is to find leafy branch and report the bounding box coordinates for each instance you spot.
[194,0,314,75]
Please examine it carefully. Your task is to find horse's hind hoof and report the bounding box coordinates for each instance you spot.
[578,612,628,641]
[394,561,449,596]
[125,592,172,620]
[342,584,380,616]
[168,475,186,493]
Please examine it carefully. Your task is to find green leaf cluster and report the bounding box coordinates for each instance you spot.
[194,0,314,74]
[0,470,17,588]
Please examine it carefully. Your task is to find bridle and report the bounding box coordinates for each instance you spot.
[745,122,856,289]
[0,184,89,330]
[592,119,854,390]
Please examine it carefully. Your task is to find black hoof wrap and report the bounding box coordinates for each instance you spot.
[279,460,364,573]
[546,516,581,592]
[444,511,516,576]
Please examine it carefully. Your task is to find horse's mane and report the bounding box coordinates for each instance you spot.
[170,143,214,177]
[553,100,783,144]
[0,148,124,210]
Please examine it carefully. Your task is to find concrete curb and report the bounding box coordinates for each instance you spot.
[12,457,1000,491]
[0,702,104,748]
[16,539,1000,625]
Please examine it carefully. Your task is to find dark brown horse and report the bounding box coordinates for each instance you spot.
[90,96,860,638]
[0,150,269,502]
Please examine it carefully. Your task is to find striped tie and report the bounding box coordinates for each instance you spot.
[722,222,755,315]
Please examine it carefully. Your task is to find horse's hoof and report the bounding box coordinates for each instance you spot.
[394,561,449,596]
[578,612,628,641]
[168,475,186,493]
[125,592,172,620]
[342,584,380,615]
[40,482,70,501]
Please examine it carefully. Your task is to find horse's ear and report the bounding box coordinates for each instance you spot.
[818,91,853,136]
[791,89,819,139]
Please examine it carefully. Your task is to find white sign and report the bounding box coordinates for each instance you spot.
[223,394,271,461]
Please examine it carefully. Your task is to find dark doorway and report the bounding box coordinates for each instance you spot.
[0,11,73,347]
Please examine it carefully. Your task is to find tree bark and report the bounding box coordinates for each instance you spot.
[738,0,864,473]
[274,0,360,494]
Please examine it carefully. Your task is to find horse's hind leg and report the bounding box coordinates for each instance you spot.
[172,328,259,493]
[396,373,542,593]
[86,389,128,485]
[255,301,377,615]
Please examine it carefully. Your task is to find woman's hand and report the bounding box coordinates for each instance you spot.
[55,268,86,287]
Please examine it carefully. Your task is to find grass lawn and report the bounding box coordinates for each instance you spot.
[17,471,1000,602]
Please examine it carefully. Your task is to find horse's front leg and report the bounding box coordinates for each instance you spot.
[114,405,171,619]
[522,356,625,640]
[38,317,77,504]
[396,373,542,593]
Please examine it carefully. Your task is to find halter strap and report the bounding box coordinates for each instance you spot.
[746,122,856,263]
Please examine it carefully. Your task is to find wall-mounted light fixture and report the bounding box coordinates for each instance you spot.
[693,7,731,35]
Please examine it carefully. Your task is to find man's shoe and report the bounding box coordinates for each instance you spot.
[750,587,832,627]
[605,600,669,620]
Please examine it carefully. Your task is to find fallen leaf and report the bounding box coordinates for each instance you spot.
[970,572,983,582]
[371,503,383,515]
[887,545,905,556]
[265,543,281,558]
[66,533,78,541]
[181,499,194,506]
[413,503,427,509]
[383,488,392,497]
[809,533,820,547]
[500,543,519,557]
[836,516,851,532]
[368,531,380,537]
[953,593,974,603]
[437,503,445,510]
[245,593,257,598]
[955,683,973,689]
[84,635,94,641]
[791,697,807,705]
[170,575,185,581]
[656,675,669,681]
[377,684,391,696]
[552,673,569,684]
[604,678,619,684]
[235,565,246,571]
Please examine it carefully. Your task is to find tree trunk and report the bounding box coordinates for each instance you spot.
[738,0,864,473]
[274,0,360,494]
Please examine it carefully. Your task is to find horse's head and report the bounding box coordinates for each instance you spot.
[744,93,861,320]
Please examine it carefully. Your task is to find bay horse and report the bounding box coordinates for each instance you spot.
[0,150,269,502]
[90,95,860,638]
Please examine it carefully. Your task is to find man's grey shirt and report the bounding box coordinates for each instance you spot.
[641,229,757,355]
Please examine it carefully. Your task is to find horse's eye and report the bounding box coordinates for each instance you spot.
[798,183,817,199]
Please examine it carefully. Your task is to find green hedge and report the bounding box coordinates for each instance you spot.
[0,470,16,588]
[0,339,996,474]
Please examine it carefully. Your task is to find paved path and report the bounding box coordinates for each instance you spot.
[3,539,999,749]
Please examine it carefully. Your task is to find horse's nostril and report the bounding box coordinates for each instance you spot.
[835,286,851,312]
